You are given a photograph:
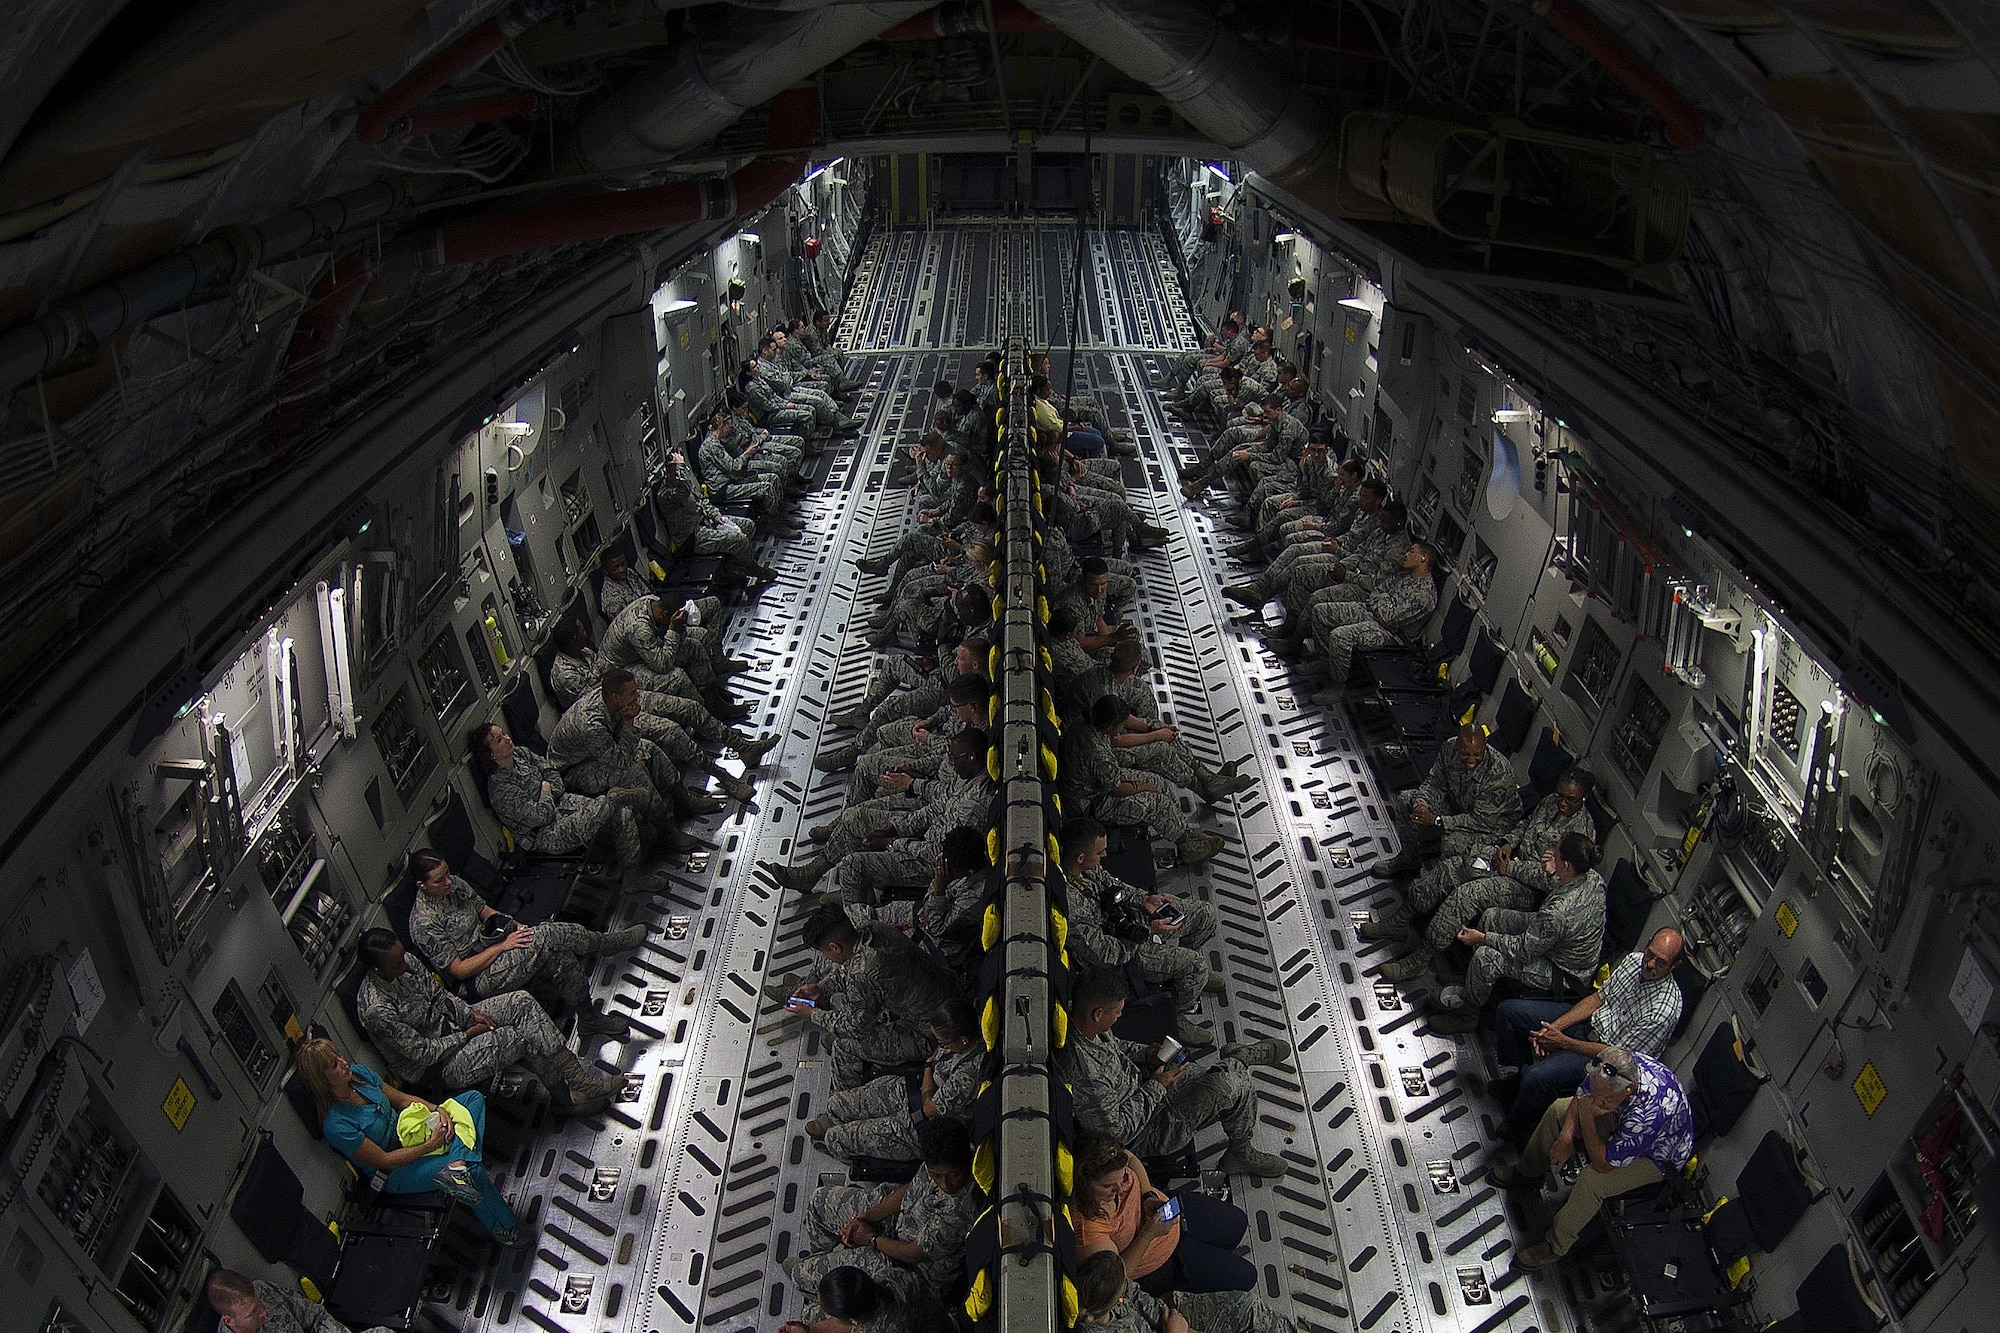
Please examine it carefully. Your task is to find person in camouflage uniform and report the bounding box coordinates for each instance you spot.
[1062,699,1225,867]
[1375,770,1598,981]
[653,451,780,566]
[1058,818,1220,1046]
[845,677,989,806]
[1225,480,1385,608]
[788,1119,980,1303]
[1075,1253,1293,1333]
[1094,697,1253,805]
[1371,720,1522,880]
[472,722,670,890]
[1064,968,1287,1179]
[872,828,993,966]
[595,550,655,621]
[546,671,721,828]
[601,593,739,691]
[725,383,811,468]
[207,1271,392,1333]
[1292,541,1440,707]
[550,619,769,753]
[1432,833,1608,1026]
[786,906,964,1089]
[809,996,985,1164]
[696,411,784,514]
[555,665,761,811]
[405,850,640,1036]
[1266,500,1408,625]
[831,732,996,902]
[740,354,819,435]
[353,930,625,1113]
[803,308,861,389]
[1285,503,1411,619]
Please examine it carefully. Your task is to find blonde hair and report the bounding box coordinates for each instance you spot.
[295,1038,345,1122]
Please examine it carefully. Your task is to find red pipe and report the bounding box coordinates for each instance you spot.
[271,255,373,459]
[1275,13,1385,60]
[355,1,562,144]
[765,85,823,152]
[880,1,1056,42]
[435,156,805,266]
[1535,0,1703,149]
[400,92,539,137]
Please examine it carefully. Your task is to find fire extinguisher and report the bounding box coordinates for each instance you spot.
[1203,206,1224,244]
[804,235,823,259]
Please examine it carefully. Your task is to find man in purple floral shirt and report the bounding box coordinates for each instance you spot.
[1491,1046,1693,1268]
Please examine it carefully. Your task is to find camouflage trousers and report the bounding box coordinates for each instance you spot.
[793,1184,925,1307]
[836,841,936,905]
[1119,739,1205,793]
[471,920,603,1006]
[1128,1056,1260,1157]
[1305,602,1394,686]
[525,794,644,869]
[850,741,946,804]
[1174,1291,1294,1333]
[819,1074,923,1163]
[1086,783,1194,842]
[1465,907,1569,1005]
[1135,937,1212,1012]
[859,683,948,749]
[855,655,932,715]
[684,518,755,560]
[437,990,572,1090]
[826,1013,936,1090]
[1403,870,1532,959]
[562,743,677,817]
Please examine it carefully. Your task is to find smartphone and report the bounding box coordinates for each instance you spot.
[1152,903,1185,924]
[1156,1196,1183,1223]
[788,993,817,1009]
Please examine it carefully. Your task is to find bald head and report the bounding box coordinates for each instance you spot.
[1641,927,1685,982]
[1454,726,1488,768]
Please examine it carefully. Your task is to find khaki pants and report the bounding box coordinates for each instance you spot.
[1519,1097,1664,1254]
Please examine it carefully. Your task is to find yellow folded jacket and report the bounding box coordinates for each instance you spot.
[395,1099,476,1155]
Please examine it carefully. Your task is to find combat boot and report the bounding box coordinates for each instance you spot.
[732,733,781,766]
[1218,1146,1286,1179]
[598,923,649,954]
[765,856,829,891]
[1356,904,1413,941]
[1175,831,1225,865]
[575,1004,630,1038]
[550,1051,624,1117]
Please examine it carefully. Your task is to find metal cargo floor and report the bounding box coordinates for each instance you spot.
[439,226,1578,1333]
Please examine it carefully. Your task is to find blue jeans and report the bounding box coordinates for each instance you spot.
[382,1090,516,1236]
[1068,426,1107,458]
[1493,1000,1589,1138]
[1138,1192,1254,1294]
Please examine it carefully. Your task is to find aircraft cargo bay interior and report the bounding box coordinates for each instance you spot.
[0,10,1997,1333]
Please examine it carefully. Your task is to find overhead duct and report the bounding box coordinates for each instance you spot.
[1342,112,1691,267]
[878,0,1056,40]
[577,2,929,176]
[431,157,805,265]
[1019,0,1690,263]
[1015,0,1325,177]
[1532,0,1703,149]
[354,0,567,143]
[0,180,403,399]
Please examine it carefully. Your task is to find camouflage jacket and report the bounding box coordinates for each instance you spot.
[1411,743,1519,837]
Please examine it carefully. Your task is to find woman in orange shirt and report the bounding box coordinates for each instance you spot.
[1069,1132,1254,1293]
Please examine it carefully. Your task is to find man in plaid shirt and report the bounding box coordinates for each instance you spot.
[1489,926,1685,1141]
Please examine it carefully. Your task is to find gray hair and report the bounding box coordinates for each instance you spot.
[1589,1046,1639,1094]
